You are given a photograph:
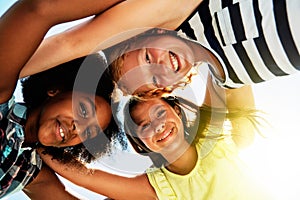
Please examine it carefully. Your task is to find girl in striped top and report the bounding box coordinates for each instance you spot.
[21,0,300,90]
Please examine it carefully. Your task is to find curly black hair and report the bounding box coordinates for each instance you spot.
[21,53,123,164]
[22,53,113,108]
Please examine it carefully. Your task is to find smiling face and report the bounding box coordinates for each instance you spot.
[129,98,186,153]
[37,91,111,147]
[117,35,194,95]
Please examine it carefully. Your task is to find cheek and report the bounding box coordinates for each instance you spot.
[120,70,153,94]
[140,138,155,151]
[40,103,57,119]
[138,134,157,151]
[95,99,112,131]
[42,102,73,121]
[65,137,83,146]
[38,124,55,146]
[137,128,153,141]
[178,60,193,78]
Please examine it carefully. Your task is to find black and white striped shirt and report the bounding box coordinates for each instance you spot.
[177,0,300,88]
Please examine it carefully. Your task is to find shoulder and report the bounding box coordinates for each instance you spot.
[7,102,27,125]
[146,167,176,200]
[0,97,15,119]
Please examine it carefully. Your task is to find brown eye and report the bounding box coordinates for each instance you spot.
[145,49,151,64]
[141,122,151,131]
[72,123,76,131]
[152,76,158,87]
[156,109,166,118]
[79,102,88,118]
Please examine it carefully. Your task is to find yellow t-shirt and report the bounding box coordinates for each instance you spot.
[146,126,271,200]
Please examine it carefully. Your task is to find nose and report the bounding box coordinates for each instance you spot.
[155,122,166,133]
[70,119,92,136]
[69,120,80,135]
[149,48,169,66]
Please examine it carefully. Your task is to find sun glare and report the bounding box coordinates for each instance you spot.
[240,75,300,200]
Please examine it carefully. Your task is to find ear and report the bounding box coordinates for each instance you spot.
[47,89,60,97]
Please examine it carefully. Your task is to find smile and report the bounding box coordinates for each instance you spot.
[169,51,180,72]
[157,127,174,142]
[57,123,66,142]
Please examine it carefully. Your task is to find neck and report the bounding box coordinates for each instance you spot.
[165,142,198,175]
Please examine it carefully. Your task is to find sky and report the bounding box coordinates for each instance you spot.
[2,1,300,199]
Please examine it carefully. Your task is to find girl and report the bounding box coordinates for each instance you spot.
[1,54,120,199]
[122,94,266,199]
[104,28,226,97]
[21,54,120,165]
[0,0,122,198]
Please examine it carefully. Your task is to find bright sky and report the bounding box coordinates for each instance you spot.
[2,1,300,200]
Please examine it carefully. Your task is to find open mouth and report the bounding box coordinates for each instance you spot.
[57,120,66,142]
[169,51,180,72]
[59,126,65,142]
[157,127,174,142]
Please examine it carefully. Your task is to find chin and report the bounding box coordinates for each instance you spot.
[39,140,53,147]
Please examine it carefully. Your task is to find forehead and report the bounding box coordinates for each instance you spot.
[132,98,169,115]
[134,35,180,48]
[121,49,140,75]
[124,34,181,55]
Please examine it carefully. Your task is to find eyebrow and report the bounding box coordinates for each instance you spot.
[152,104,164,113]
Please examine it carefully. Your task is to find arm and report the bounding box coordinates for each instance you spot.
[20,0,201,78]
[39,150,157,200]
[0,0,123,103]
[23,164,79,200]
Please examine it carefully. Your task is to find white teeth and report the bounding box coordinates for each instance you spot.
[158,129,172,141]
[169,52,179,72]
[59,127,65,138]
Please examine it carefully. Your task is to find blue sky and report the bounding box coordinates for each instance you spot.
[2,1,300,199]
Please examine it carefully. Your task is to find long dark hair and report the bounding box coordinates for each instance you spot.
[21,53,121,164]
[123,96,260,167]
